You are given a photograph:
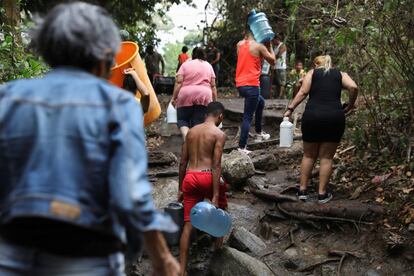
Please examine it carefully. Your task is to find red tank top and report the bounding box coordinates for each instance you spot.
[178,53,189,65]
[235,40,262,87]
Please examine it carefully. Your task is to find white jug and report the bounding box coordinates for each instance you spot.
[279,117,293,147]
[166,102,177,124]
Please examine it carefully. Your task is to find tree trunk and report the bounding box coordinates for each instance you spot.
[3,0,21,32]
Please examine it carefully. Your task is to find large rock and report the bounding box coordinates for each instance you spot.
[148,151,177,167]
[250,151,279,171]
[246,176,268,190]
[228,226,267,256]
[222,150,255,186]
[152,178,179,209]
[210,247,274,276]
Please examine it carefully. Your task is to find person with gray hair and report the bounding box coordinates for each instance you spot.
[0,2,179,276]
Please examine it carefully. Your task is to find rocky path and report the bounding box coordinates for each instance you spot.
[130,95,413,276]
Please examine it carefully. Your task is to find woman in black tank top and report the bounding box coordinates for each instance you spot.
[283,55,358,203]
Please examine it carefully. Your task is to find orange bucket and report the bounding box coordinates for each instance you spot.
[109,41,161,126]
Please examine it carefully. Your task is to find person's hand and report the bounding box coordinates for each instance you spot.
[263,40,272,49]
[177,191,183,203]
[124,68,137,77]
[212,195,219,208]
[343,103,355,116]
[283,109,292,118]
[171,98,177,108]
[152,253,180,276]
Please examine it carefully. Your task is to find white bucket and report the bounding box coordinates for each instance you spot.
[166,102,177,124]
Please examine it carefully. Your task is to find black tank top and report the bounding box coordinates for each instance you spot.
[307,68,343,110]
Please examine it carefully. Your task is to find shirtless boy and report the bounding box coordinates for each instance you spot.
[178,102,227,276]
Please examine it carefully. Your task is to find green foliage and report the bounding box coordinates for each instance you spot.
[1,0,194,82]
[183,30,203,47]
[19,0,193,26]
[208,0,414,163]
[0,32,48,83]
[14,0,193,57]
[162,41,191,76]
[0,3,49,85]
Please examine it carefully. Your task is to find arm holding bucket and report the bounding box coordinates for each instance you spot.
[124,68,150,113]
[171,74,184,108]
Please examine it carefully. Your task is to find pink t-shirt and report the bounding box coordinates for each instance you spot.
[176,59,216,108]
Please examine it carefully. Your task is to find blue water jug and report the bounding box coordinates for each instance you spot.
[248,9,275,43]
[190,201,232,237]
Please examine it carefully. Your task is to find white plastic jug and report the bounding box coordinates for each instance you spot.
[166,102,177,124]
[279,117,293,147]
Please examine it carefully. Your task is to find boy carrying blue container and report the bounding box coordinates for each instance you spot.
[178,102,228,276]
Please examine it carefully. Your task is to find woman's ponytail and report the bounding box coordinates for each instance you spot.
[313,55,332,73]
[323,55,332,72]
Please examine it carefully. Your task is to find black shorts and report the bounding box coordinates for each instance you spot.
[177,105,207,128]
[301,107,345,143]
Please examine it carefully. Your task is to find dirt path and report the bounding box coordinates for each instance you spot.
[130,95,413,276]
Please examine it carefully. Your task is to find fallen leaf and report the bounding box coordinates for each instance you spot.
[407,171,412,177]
[376,187,384,193]
[371,173,392,184]
[376,197,384,203]
[351,186,364,199]
[403,188,414,194]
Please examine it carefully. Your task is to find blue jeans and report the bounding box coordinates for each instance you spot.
[0,238,125,276]
[238,86,265,148]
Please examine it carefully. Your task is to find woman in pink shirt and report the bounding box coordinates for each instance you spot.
[171,47,217,140]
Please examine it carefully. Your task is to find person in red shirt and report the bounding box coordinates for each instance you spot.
[177,46,189,71]
[235,22,276,154]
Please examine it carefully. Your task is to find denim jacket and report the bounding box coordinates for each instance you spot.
[0,68,176,250]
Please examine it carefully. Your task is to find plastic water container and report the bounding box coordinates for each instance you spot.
[109,41,161,127]
[279,117,293,147]
[190,201,232,237]
[163,202,184,245]
[166,102,177,124]
[247,10,275,43]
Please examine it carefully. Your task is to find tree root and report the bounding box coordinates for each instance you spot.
[296,258,341,272]
[250,188,298,202]
[328,249,366,259]
[284,225,299,250]
[337,253,347,276]
[277,203,376,225]
[278,201,384,223]
[328,249,366,276]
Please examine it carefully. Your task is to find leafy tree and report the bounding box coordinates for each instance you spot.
[208,0,413,163]
[0,0,194,82]
[183,30,203,48]
[18,0,192,25]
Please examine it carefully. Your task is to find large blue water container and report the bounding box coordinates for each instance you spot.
[190,201,232,237]
[248,9,275,43]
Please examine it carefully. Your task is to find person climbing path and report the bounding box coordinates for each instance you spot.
[235,16,276,154]
[177,102,227,276]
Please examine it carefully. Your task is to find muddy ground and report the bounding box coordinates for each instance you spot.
[129,94,413,276]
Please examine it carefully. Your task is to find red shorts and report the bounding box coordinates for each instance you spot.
[182,171,228,222]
